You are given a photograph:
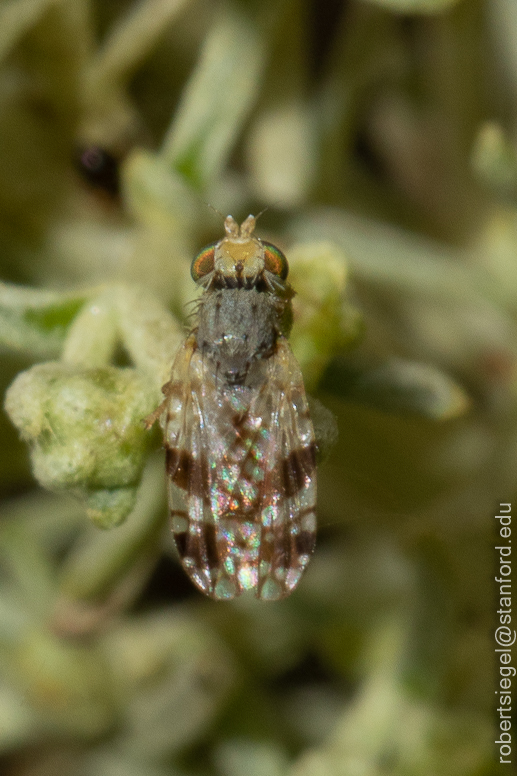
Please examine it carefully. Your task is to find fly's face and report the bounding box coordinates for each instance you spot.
[214,215,264,286]
[191,215,289,290]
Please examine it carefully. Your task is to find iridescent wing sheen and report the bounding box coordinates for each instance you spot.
[162,335,316,600]
[253,340,317,600]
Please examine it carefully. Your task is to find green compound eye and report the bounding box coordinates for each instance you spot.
[262,241,289,280]
[191,244,216,282]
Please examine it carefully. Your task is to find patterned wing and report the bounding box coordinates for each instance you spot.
[251,338,317,600]
[162,335,316,600]
[161,333,225,597]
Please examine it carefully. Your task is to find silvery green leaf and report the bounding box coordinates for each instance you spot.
[472,122,517,201]
[101,612,235,757]
[0,682,36,751]
[0,282,89,357]
[0,0,61,62]
[114,284,184,388]
[162,3,269,188]
[8,628,115,740]
[0,519,56,619]
[359,0,463,12]
[288,241,363,392]
[58,458,166,602]
[322,357,470,419]
[289,210,492,306]
[85,0,191,95]
[215,738,289,776]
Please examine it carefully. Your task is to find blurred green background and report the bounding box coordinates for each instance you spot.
[0,0,513,774]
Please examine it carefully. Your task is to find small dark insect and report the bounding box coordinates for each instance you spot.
[146,215,316,600]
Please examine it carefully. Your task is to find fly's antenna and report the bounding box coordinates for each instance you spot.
[206,203,274,224]
[205,203,225,220]
[254,205,269,222]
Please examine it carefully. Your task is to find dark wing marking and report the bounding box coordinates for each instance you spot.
[163,335,316,599]
[252,339,317,599]
[162,334,252,597]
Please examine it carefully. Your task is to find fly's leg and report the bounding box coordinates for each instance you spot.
[144,380,174,429]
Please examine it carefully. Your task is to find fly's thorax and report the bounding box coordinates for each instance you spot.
[195,288,289,386]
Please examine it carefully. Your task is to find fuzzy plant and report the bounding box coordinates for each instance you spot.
[0,1,512,775]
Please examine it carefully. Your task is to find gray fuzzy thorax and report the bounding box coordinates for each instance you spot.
[195,288,284,386]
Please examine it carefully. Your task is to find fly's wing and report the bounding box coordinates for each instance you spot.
[252,338,317,600]
[161,333,223,597]
[163,335,316,600]
[163,332,262,598]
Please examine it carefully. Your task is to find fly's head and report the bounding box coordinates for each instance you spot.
[191,215,289,292]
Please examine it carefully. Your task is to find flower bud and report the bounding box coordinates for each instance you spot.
[5,362,157,528]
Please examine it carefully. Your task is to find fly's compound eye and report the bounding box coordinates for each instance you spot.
[262,241,289,280]
[191,244,216,282]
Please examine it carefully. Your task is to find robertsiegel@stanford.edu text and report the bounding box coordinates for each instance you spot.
[495,503,514,765]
